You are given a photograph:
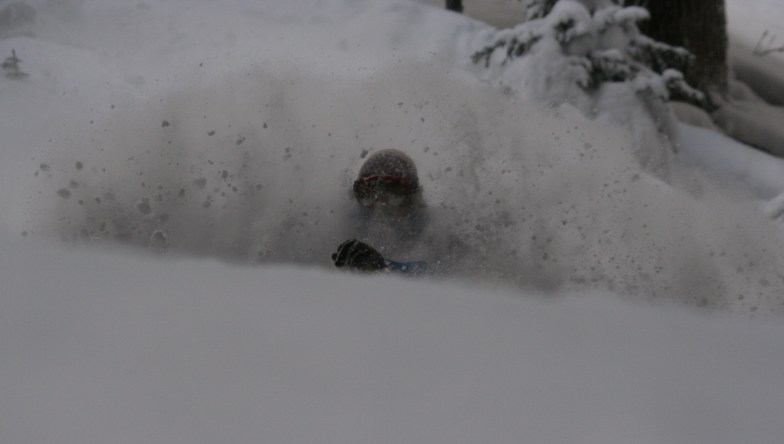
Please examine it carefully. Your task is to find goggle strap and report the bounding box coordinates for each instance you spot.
[353,175,416,195]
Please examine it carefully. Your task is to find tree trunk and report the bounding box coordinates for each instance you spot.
[632,0,728,95]
[446,0,463,13]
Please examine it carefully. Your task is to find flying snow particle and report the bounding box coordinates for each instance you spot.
[136,198,152,215]
[148,230,169,252]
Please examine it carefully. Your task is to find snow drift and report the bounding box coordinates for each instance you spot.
[1,238,784,444]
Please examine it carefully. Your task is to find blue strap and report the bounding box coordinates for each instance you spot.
[385,260,430,275]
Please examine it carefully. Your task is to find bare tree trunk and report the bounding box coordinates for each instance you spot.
[446,0,463,13]
[632,0,728,95]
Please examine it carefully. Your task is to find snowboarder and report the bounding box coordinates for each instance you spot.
[332,149,430,275]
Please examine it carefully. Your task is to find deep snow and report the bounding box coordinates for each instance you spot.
[2,1,784,442]
[1,238,783,444]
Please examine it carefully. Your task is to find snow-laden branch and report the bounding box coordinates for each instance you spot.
[468,0,715,171]
[753,30,784,56]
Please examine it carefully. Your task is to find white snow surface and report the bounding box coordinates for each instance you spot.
[2,1,784,442]
[2,237,784,444]
[678,122,784,200]
[719,0,784,156]
[727,0,784,68]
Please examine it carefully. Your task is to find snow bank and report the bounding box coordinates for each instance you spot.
[729,43,784,107]
[1,239,783,444]
[418,0,527,28]
[677,123,784,200]
[713,91,784,157]
[718,0,784,156]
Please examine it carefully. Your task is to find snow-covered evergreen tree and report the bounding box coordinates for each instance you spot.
[2,48,28,79]
[471,0,706,172]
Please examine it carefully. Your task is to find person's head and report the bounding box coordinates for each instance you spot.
[353,149,420,208]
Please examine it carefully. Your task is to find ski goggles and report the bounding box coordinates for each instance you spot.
[353,175,417,207]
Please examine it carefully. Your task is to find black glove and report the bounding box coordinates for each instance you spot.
[331,239,387,272]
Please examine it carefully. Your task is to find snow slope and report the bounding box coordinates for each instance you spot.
[418,0,527,27]
[678,122,784,200]
[2,238,784,444]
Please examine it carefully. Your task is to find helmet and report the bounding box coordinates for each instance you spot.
[353,149,419,207]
